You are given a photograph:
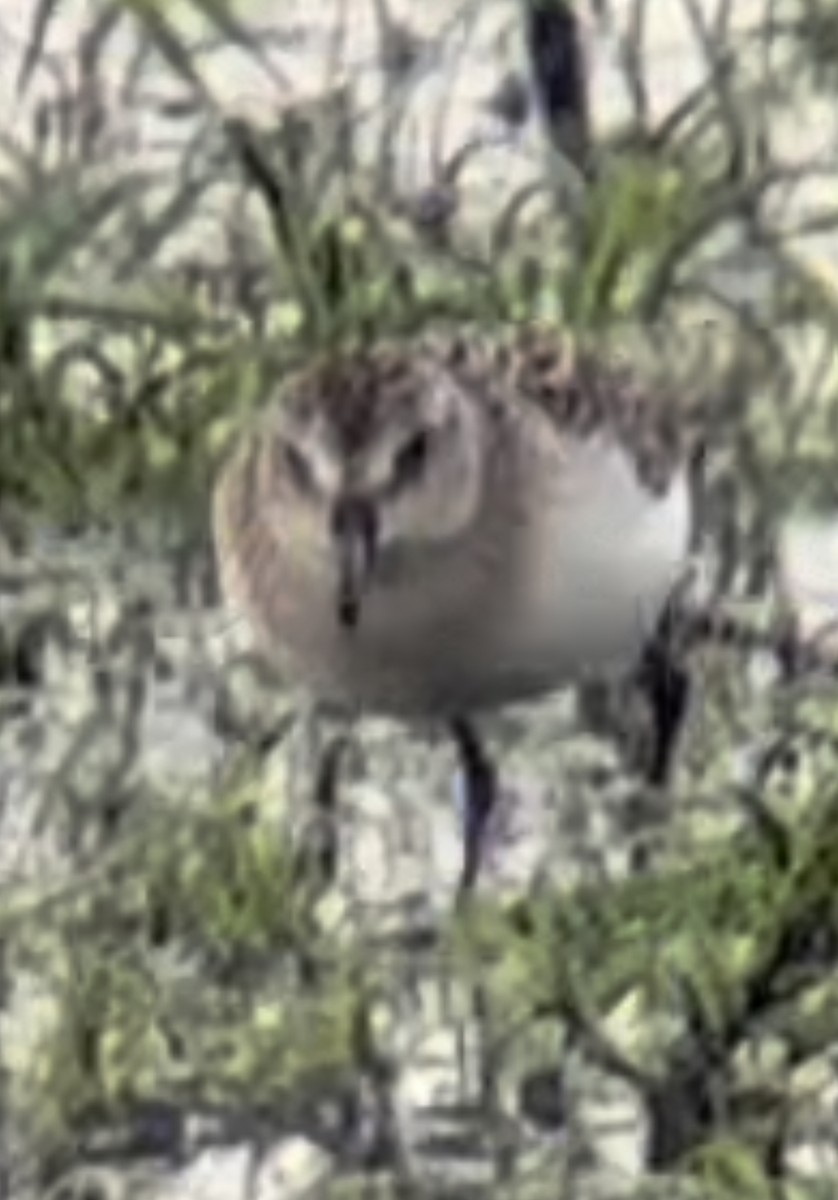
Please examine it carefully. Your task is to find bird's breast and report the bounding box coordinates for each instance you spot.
[247,437,693,716]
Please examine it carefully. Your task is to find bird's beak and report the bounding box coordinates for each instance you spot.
[330,496,378,630]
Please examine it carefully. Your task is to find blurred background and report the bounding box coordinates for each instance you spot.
[1,1,838,1196]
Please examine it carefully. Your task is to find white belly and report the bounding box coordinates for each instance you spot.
[512,438,692,681]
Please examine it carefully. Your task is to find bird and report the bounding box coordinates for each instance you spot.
[212,326,699,899]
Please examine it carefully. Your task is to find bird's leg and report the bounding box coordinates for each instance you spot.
[636,605,691,787]
[294,729,349,891]
[449,717,498,899]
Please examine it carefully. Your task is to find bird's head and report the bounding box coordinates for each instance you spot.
[258,345,488,629]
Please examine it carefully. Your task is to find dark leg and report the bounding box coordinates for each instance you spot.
[636,610,691,787]
[295,733,349,889]
[449,717,498,900]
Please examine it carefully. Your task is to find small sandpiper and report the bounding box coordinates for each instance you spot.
[213,326,699,896]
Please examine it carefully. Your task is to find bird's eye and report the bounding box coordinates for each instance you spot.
[281,440,316,495]
[393,430,430,485]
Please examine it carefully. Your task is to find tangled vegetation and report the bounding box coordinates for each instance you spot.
[1,1,838,1197]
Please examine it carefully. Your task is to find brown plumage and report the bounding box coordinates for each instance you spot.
[213,326,699,894]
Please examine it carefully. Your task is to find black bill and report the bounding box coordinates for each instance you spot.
[331,496,378,630]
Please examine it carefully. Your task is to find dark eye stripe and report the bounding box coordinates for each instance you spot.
[279,439,317,494]
[392,430,430,486]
